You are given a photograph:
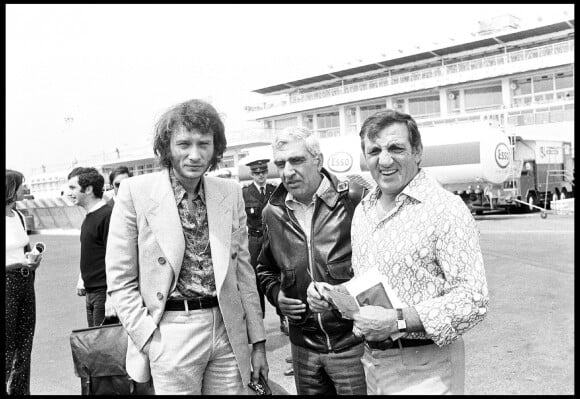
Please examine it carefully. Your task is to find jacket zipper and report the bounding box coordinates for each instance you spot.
[310,201,333,352]
[285,200,333,352]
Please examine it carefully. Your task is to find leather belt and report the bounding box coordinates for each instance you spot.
[248,228,263,237]
[165,297,219,311]
[365,338,434,351]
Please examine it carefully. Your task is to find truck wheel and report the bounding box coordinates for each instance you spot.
[527,193,537,212]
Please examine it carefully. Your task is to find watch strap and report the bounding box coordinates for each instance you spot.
[396,308,407,332]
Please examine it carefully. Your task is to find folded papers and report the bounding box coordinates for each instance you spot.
[322,269,406,340]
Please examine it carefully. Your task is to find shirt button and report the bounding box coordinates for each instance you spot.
[157,292,164,300]
[158,257,166,265]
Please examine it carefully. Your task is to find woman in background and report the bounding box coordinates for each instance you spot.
[5,169,42,395]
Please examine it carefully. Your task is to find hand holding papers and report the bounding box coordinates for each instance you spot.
[323,286,360,320]
[307,268,406,340]
[345,269,406,341]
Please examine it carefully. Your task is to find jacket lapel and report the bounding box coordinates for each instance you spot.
[143,169,185,291]
[204,176,232,296]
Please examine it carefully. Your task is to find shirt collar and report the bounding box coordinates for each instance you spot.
[285,173,330,209]
[253,181,266,192]
[363,169,429,208]
[87,199,107,214]
[169,168,205,205]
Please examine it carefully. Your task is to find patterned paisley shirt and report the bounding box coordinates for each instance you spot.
[351,169,489,347]
[169,170,216,299]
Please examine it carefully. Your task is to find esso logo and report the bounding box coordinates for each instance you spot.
[495,143,510,169]
[327,152,353,173]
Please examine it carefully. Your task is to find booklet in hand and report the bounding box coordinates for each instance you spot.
[340,269,407,340]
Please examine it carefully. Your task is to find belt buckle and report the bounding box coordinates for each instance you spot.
[20,267,30,277]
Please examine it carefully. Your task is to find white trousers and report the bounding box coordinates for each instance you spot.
[361,337,465,395]
[148,307,247,395]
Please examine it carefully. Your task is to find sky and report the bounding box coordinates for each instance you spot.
[6,4,574,176]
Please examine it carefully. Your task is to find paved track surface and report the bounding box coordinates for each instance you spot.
[28,212,573,394]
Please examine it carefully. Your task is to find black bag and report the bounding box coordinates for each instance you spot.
[70,321,154,395]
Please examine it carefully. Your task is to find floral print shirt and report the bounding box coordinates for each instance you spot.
[169,170,216,299]
[351,169,489,346]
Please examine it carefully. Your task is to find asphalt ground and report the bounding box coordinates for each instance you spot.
[27,211,573,395]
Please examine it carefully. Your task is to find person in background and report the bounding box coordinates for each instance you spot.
[106,166,133,206]
[257,126,367,395]
[310,109,489,394]
[67,167,115,327]
[242,159,293,376]
[5,169,42,395]
[242,159,287,329]
[105,99,268,394]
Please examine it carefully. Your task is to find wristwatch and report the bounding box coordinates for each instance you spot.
[396,308,407,333]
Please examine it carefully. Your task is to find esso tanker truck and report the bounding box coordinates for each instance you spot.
[237,122,513,214]
[503,139,574,212]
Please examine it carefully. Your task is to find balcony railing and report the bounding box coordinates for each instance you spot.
[416,100,574,129]
[250,39,574,110]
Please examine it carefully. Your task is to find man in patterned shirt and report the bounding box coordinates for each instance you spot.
[308,109,489,394]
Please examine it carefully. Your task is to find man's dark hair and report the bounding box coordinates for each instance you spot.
[67,167,105,199]
[359,109,423,154]
[5,169,24,205]
[109,165,133,185]
[153,99,227,171]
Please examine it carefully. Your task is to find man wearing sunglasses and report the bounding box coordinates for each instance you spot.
[107,166,133,207]
[256,127,367,395]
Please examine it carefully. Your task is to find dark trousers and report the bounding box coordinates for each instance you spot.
[248,234,283,319]
[85,287,107,327]
[291,342,367,395]
[5,272,36,395]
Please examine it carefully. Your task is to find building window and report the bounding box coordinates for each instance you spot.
[464,84,502,112]
[345,107,357,135]
[512,69,574,107]
[274,117,297,132]
[533,75,554,93]
[360,104,386,123]
[511,77,532,96]
[555,71,573,90]
[316,111,340,138]
[408,95,440,117]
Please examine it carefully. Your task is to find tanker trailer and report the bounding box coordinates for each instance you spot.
[419,122,512,213]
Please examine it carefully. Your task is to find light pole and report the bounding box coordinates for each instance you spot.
[64,116,75,166]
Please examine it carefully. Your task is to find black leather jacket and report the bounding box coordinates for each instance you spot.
[257,169,366,353]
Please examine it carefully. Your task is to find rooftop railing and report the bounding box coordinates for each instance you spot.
[250,39,574,110]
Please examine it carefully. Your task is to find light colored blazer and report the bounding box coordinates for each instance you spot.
[105,169,266,383]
